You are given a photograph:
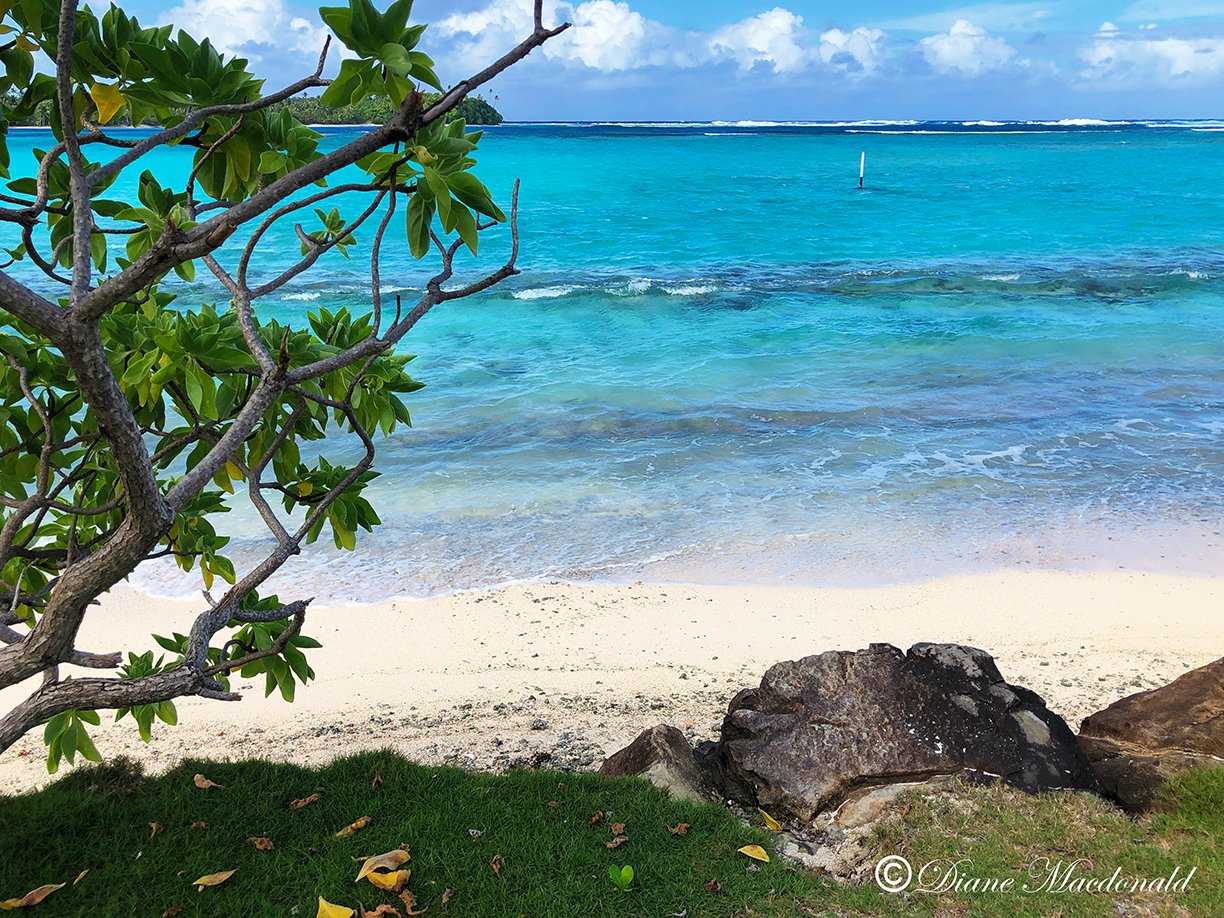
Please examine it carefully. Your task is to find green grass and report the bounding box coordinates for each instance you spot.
[0,751,1220,917]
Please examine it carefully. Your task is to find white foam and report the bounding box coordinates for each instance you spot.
[981,273,1021,282]
[284,291,321,300]
[663,284,718,296]
[511,285,575,300]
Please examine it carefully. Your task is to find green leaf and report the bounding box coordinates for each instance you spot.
[405,193,433,259]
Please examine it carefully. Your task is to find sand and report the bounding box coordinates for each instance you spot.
[1,570,1220,793]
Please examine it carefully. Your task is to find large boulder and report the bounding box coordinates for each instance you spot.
[1078,656,1224,812]
[698,643,1095,822]
[599,724,708,802]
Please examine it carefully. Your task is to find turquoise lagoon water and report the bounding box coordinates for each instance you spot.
[5,121,1224,599]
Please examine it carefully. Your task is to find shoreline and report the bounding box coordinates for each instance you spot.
[1,569,1221,793]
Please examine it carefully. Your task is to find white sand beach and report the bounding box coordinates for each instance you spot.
[1,569,1220,793]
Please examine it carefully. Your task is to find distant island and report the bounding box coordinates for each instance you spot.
[6,92,503,127]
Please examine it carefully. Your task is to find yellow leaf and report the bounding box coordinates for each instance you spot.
[296,481,313,496]
[316,897,354,918]
[15,35,38,52]
[364,869,409,892]
[193,773,225,790]
[0,883,64,909]
[73,870,88,885]
[355,849,410,882]
[759,809,781,831]
[737,844,770,862]
[192,870,235,891]
[89,82,125,125]
[335,815,372,837]
[225,460,243,481]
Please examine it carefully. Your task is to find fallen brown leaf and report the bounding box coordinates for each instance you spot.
[162,907,184,917]
[441,889,454,906]
[192,869,236,891]
[247,836,275,851]
[490,854,504,876]
[360,905,402,917]
[547,800,561,809]
[336,816,373,838]
[193,774,224,790]
[190,821,207,830]
[587,810,604,827]
[371,770,384,790]
[149,822,164,839]
[0,883,65,909]
[604,836,628,849]
[400,889,428,915]
[667,823,691,836]
[610,822,625,835]
[706,878,721,893]
[290,792,322,811]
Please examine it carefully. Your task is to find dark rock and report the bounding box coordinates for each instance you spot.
[1078,656,1224,812]
[700,643,1095,822]
[600,724,707,802]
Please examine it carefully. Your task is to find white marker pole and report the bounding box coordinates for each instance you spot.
[859,151,865,189]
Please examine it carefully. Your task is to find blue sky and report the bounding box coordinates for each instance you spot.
[139,0,1224,119]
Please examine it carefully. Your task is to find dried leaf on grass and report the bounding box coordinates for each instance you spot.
[360,906,402,917]
[588,810,604,826]
[73,870,88,886]
[192,869,236,891]
[0,883,65,909]
[192,774,224,790]
[356,850,410,882]
[247,836,275,851]
[190,821,207,830]
[604,836,628,849]
[336,816,373,838]
[441,889,454,906]
[490,854,504,876]
[291,793,322,810]
[371,770,384,790]
[149,822,164,839]
[610,822,625,835]
[667,823,690,836]
[737,844,769,862]
[317,897,355,918]
[161,907,184,917]
[706,878,721,893]
[400,889,428,915]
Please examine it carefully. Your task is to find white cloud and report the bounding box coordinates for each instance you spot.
[563,0,653,70]
[1079,28,1224,84]
[437,0,671,73]
[818,27,886,77]
[921,19,1017,74]
[708,8,810,73]
[438,1,888,78]
[161,0,329,60]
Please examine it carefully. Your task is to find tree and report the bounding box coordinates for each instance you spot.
[0,0,568,768]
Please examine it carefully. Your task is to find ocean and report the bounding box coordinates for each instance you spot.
[5,120,1224,599]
